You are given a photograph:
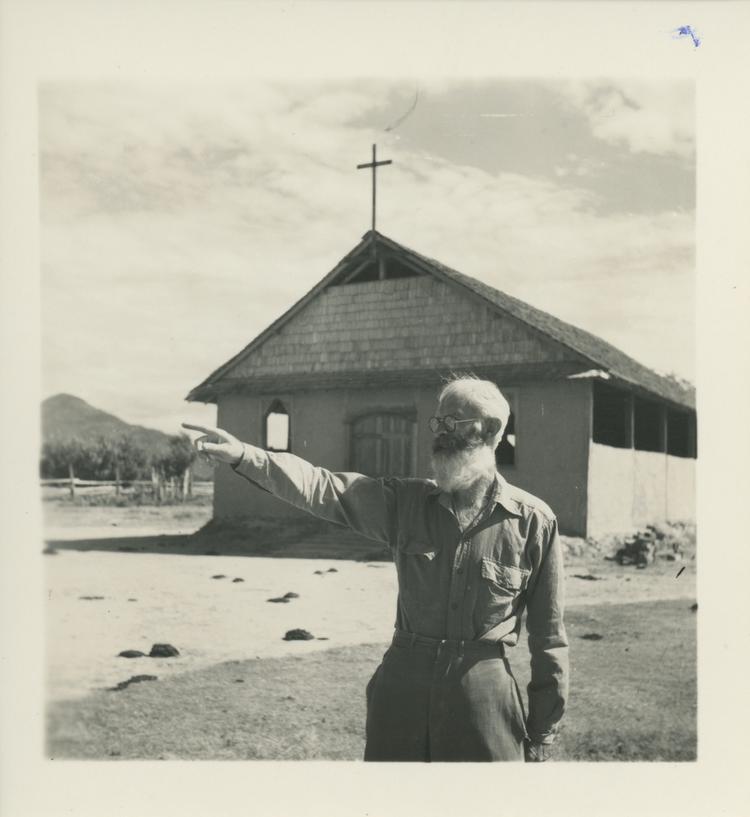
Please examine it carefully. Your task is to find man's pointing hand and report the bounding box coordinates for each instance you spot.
[182,423,244,466]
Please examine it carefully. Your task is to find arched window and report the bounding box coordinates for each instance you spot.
[350,412,416,477]
[264,399,290,452]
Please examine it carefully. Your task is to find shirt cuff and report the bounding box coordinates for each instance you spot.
[231,443,268,474]
[527,730,558,746]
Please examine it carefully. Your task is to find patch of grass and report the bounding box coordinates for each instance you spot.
[43,483,214,508]
[47,647,375,760]
[516,599,697,761]
[46,598,696,761]
[71,492,213,508]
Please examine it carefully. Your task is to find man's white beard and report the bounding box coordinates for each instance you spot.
[430,445,496,493]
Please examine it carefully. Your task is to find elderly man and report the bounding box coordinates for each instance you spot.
[184,376,567,762]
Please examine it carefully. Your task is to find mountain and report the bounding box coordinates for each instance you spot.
[41,394,213,479]
[42,394,171,450]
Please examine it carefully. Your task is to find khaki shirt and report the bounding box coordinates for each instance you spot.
[233,445,568,744]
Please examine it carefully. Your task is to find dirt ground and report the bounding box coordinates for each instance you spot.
[47,598,696,761]
[43,501,696,702]
[42,497,213,540]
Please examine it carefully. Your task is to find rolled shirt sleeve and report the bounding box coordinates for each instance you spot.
[523,515,569,745]
[231,443,397,546]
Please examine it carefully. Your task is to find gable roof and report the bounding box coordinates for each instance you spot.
[187,230,695,410]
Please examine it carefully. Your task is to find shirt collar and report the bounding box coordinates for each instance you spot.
[428,471,523,518]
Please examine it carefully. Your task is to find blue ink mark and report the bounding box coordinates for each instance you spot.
[674,25,701,48]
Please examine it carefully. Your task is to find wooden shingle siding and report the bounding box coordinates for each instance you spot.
[188,231,694,409]
[231,277,575,379]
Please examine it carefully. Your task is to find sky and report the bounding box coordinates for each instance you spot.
[39,78,695,433]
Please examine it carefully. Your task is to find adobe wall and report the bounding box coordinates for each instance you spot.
[506,380,590,537]
[633,450,668,525]
[214,379,591,537]
[214,386,437,521]
[666,454,696,521]
[587,443,696,537]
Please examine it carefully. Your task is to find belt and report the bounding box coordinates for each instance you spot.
[392,628,505,657]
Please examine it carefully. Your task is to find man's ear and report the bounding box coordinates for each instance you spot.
[484,417,502,438]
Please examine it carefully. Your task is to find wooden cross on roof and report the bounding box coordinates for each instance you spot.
[357,144,392,232]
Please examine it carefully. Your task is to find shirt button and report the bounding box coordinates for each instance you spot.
[451,602,459,610]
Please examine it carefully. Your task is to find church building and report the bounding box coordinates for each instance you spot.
[187,230,696,538]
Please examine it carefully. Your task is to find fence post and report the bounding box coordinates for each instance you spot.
[182,467,192,501]
[68,463,76,500]
[151,467,161,504]
[115,463,121,497]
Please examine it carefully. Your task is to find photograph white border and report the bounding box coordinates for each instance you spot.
[2,2,749,815]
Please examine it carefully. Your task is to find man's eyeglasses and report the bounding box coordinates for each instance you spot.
[428,415,482,434]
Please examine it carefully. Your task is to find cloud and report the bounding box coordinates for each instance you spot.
[561,80,694,158]
[39,81,694,432]
[378,152,694,380]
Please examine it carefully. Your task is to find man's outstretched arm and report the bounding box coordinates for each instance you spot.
[182,423,397,545]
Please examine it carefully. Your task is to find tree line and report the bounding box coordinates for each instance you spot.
[40,434,200,500]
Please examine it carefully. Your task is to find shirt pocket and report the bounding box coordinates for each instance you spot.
[478,558,530,625]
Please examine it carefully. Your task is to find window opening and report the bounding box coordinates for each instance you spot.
[340,255,422,285]
[667,409,695,458]
[264,400,290,452]
[592,382,631,449]
[495,411,516,467]
[634,397,663,452]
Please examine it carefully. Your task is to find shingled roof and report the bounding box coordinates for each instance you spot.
[188,230,695,410]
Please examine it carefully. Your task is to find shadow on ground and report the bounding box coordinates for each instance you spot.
[45,517,391,561]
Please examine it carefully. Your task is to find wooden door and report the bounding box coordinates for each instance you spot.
[351,414,414,477]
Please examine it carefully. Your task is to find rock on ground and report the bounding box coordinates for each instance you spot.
[283,629,314,641]
[149,644,180,658]
[109,674,157,692]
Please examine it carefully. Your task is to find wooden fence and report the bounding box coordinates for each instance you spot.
[41,467,205,502]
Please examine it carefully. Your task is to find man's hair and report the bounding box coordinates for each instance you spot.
[438,375,510,444]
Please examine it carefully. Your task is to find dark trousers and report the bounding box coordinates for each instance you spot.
[364,631,527,762]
